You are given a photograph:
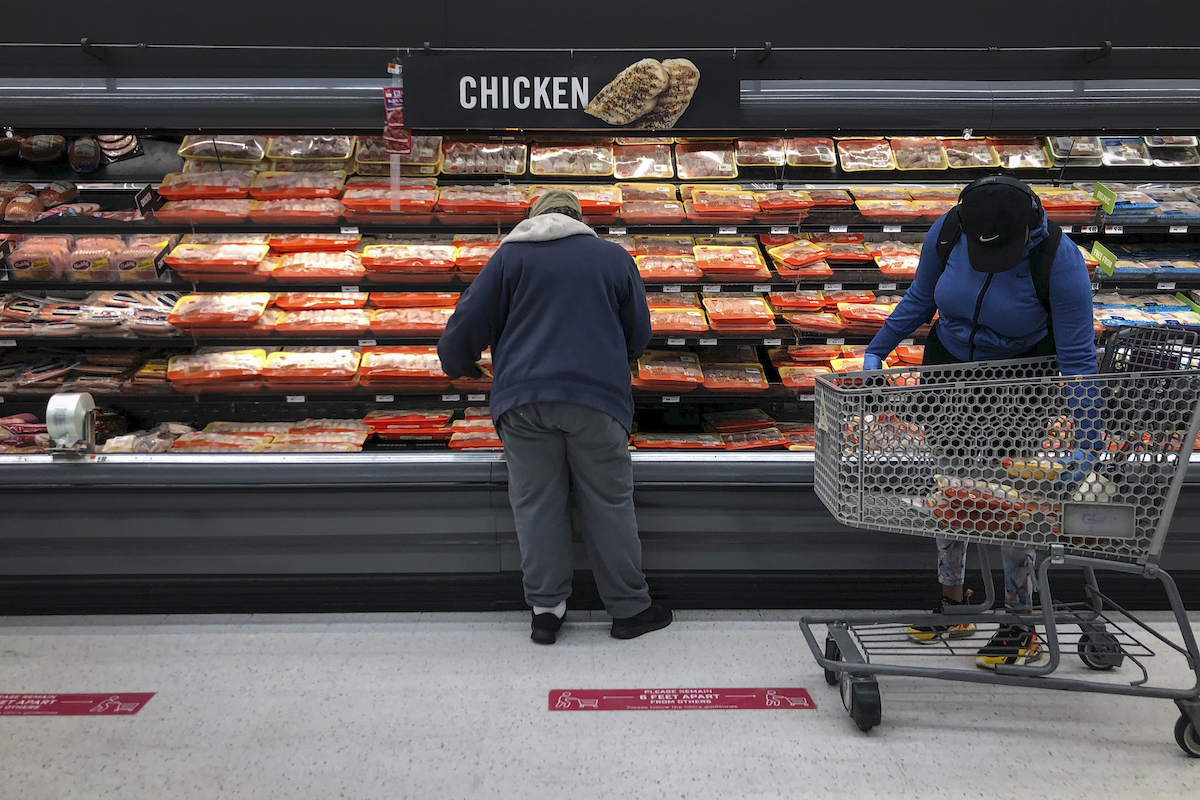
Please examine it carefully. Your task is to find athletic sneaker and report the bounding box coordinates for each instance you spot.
[906,593,978,644]
[610,602,673,640]
[974,624,1043,670]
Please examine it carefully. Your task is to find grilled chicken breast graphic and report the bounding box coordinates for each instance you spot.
[634,59,701,130]
[585,58,671,126]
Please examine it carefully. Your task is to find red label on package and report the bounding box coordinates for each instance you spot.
[383,87,412,157]
[0,693,155,716]
[549,688,814,711]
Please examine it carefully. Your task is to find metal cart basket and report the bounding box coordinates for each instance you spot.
[799,326,1200,757]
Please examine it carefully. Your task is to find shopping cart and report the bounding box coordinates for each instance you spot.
[798,326,1200,757]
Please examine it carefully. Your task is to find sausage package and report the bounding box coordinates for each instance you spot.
[838,139,896,171]
[613,144,674,179]
[907,186,961,201]
[369,307,456,334]
[158,171,254,200]
[273,251,365,282]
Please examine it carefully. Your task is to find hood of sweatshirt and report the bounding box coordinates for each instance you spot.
[502,213,597,245]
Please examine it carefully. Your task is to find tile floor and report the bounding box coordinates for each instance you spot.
[0,610,1197,799]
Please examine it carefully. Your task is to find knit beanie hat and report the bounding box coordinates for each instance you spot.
[528,188,584,221]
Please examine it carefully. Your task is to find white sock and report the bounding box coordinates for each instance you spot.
[533,601,566,618]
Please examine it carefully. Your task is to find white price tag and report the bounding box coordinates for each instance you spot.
[824,283,842,291]
[770,226,790,235]
[753,284,771,293]
[662,395,680,403]
[358,339,377,347]
[883,225,902,233]
[900,339,914,346]
[718,226,738,235]
[1105,225,1124,235]
[800,394,816,402]
[826,337,846,346]
[1061,225,1073,234]
[1158,282,1177,290]
[1081,225,1099,234]
[340,226,359,235]
[699,338,718,346]
[702,284,722,293]
[442,394,461,402]
[878,283,897,291]
[829,225,848,234]
[468,393,487,402]
[0,397,4,403]
[608,226,626,236]
[1091,282,1101,292]
[341,285,360,294]
[0,340,15,348]
[663,285,682,293]
[763,338,782,346]
[1170,226,1189,234]
[375,394,395,403]
[286,396,305,404]
[667,337,686,346]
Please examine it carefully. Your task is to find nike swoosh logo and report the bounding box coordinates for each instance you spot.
[979,234,1000,243]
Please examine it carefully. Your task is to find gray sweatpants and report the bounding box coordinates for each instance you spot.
[496,402,651,619]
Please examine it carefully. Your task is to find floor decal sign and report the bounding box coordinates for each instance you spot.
[0,693,155,716]
[549,688,814,711]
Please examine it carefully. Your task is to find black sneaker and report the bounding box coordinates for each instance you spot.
[906,591,977,644]
[531,611,565,645]
[610,602,673,640]
[975,624,1043,670]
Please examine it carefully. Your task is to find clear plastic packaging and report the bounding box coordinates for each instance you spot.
[249,171,345,199]
[645,292,701,310]
[153,199,252,222]
[690,189,759,215]
[272,251,365,282]
[941,138,1001,169]
[778,365,832,390]
[912,199,959,221]
[261,347,362,381]
[369,307,456,333]
[275,309,371,335]
[616,183,677,202]
[855,199,923,222]
[649,309,708,333]
[735,139,786,167]
[167,349,266,383]
[720,428,787,450]
[634,235,696,256]
[1151,147,1200,168]
[275,292,369,311]
[702,364,769,392]
[618,200,686,224]
[772,259,833,280]
[767,291,824,312]
[632,433,724,450]
[675,143,737,179]
[266,135,355,162]
[3,195,43,222]
[849,186,910,201]
[613,144,674,179]
[454,243,501,271]
[361,244,457,272]
[782,311,846,333]
[448,431,503,450]
[635,350,704,388]
[634,255,702,282]
[703,408,775,433]
[989,138,1050,169]
[837,139,896,171]
[158,171,253,200]
[66,237,124,282]
[359,345,448,383]
[356,135,443,165]
[529,144,615,176]
[163,243,269,272]
[1146,135,1199,148]
[527,184,622,211]
[702,294,775,324]
[177,135,268,163]
[891,137,948,170]
[268,233,360,252]
[440,140,527,176]
[785,138,837,167]
[754,190,814,213]
[168,293,271,327]
[435,185,530,214]
[5,236,73,280]
[907,186,961,200]
[1044,136,1104,166]
[249,199,344,224]
[767,239,830,267]
[805,189,855,207]
[1100,138,1154,167]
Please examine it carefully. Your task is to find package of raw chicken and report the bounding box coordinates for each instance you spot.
[167,348,267,383]
[529,144,615,177]
[645,292,701,310]
[890,137,949,171]
[153,199,252,222]
[786,138,837,167]
[171,432,266,451]
[675,143,737,179]
[272,251,365,282]
[767,239,831,267]
[369,307,456,334]
[635,351,705,389]
[618,201,686,224]
[634,235,695,256]
[694,245,766,270]
[649,309,708,334]
[804,189,855,208]
[249,171,346,200]
[702,294,775,325]
[158,171,254,200]
[631,433,725,450]
[942,138,1001,169]
[767,291,824,312]
[617,183,677,202]
[359,345,447,379]
[448,431,503,450]
[782,312,846,334]
[361,244,457,272]
[855,199,923,222]
[702,364,769,392]
[342,187,437,213]
[838,139,897,171]
[768,344,841,365]
[203,422,288,438]
[274,309,370,335]
[876,253,921,278]
[357,135,443,166]
[289,419,371,434]
[275,292,369,310]
[778,365,832,390]
[893,344,925,364]
[690,189,759,216]
[776,423,817,451]
[247,199,344,224]
[613,144,675,180]
[634,255,702,282]
[435,185,530,214]
[168,293,271,327]
[266,135,355,163]
[989,138,1050,169]
[371,292,459,309]
[735,139,787,167]
[702,408,775,434]
[823,290,876,309]
[163,243,270,272]
[262,347,362,381]
[754,190,815,213]
[363,409,453,430]
[178,135,268,163]
[720,428,788,450]
[772,259,834,280]
[912,199,959,222]
[441,140,528,176]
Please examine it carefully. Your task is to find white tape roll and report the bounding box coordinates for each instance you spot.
[46,392,95,448]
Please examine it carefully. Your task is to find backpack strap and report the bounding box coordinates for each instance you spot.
[935,207,963,270]
[1029,220,1063,322]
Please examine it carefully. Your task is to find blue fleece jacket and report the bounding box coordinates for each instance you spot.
[867,211,1098,377]
[438,215,652,432]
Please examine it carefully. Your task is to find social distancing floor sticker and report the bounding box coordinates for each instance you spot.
[0,693,155,716]
[549,688,814,711]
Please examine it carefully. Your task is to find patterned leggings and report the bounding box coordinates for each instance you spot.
[936,538,1035,611]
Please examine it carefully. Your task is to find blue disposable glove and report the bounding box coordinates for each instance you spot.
[862,353,884,371]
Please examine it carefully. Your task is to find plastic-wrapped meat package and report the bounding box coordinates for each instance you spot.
[702,364,769,392]
[358,345,450,390]
[989,138,1050,169]
[248,199,343,224]
[1045,136,1103,166]
[838,302,894,326]
[785,138,837,167]
[158,171,254,200]
[645,292,701,310]
[600,235,637,255]
[342,187,437,213]
[275,309,371,335]
[649,309,708,333]
[634,255,702,282]
[262,347,361,381]
[823,290,876,308]
[720,428,787,450]
[632,433,725,450]
[436,185,530,215]
[371,292,460,308]
[856,200,922,222]
[767,291,824,312]
[5,236,71,280]
[529,144,615,176]
[890,138,948,171]
[693,246,770,280]
[617,183,676,202]
[113,237,173,283]
[850,186,910,201]
[275,292,369,311]
[702,294,775,325]
[448,430,503,450]
[635,351,704,389]
[441,141,528,175]
[1154,201,1200,221]
[271,431,369,446]
[768,344,839,365]
[778,366,831,390]
[805,189,855,207]
[178,135,267,163]
[869,240,922,258]
[249,171,345,199]
[675,143,737,179]
[153,199,252,222]
[270,251,364,282]
[635,235,695,256]
[356,135,442,165]
[734,138,786,167]
[837,140,896,171]
[754,190,814,214]
[3,195,43,222]
[702,408,775,433]
[171,432,267,451]
[269,233,361,252]
[527,184,622,211]
[912,199,959,221]
[164,243,269,272]
[613,144,674,179]
[775,422,817,450]
[907,187,960,201]
[618,200,686,224]
[266,135,354,163]
[168,293,271,327]
[773,259,833,280]
[893,344,925,364]
[876,253,921,278]
[690,189,759,215]
[823,242,873,262]
[1150,147,1200,168]
[361,244,457,272]
[767,239,830,267]
[942,139,1001,169]
[167,348,266,384]
[1098,138,1154,167]
[369,307,456,334]
[783,312,846,334]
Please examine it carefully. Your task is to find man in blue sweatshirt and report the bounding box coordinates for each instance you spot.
[864,175,1098,669]
[439,189,672,645]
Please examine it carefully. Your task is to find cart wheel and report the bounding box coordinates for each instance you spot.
[824,635,841,686]
[1176,714,1200,758]
[1077,631,1124,671]
[840,675,881,733]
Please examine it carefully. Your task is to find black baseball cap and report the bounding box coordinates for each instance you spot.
[957,176,1042,274]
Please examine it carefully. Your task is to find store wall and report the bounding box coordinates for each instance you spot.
[3,1,1199,80]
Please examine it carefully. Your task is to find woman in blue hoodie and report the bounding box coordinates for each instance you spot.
[863,176,1098,669]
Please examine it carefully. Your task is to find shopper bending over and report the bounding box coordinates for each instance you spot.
[439,189,671,645]
[863,175,1098,669]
